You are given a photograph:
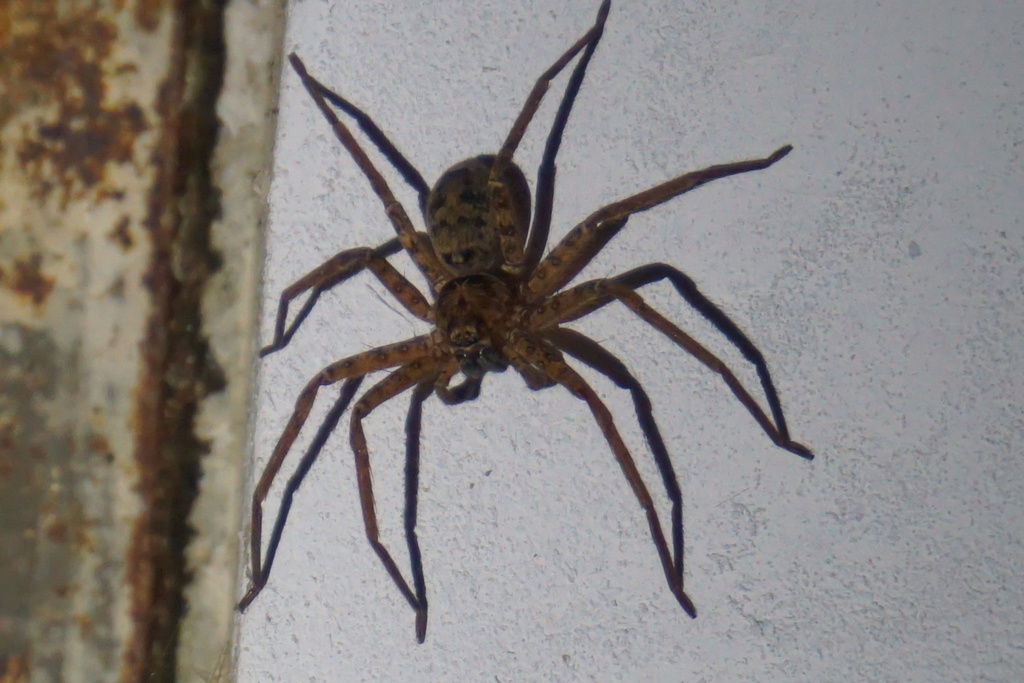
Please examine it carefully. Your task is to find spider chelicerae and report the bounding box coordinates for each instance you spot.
[240,0,814,643]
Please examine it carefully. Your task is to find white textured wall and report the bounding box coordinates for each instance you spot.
[236,0,1024,680]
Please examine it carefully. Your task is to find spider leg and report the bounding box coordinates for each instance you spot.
[404,381,433,642]
[289,54,448,287]
[397,362,491,642]
[522,0,609,275]
[508,331,696,617]
[400,367,484,642]
[491,0,611,268]
[434,368,484,405]
[261,238,433,356]
[308,79,431,211]
[239,376,364,610]
[515,360,559,391]
[530,279,813,459]
[526,145,793,299]
[615,263,805,445]
[239,335,434,611]
[544,327,685,585]
[350,359,448,642]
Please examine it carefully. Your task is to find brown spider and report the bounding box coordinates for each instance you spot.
[240,0,813,643]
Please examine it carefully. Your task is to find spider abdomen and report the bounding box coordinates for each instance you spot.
[426,155,531,276]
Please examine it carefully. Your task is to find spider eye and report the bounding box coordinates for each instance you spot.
[450,327,478,347]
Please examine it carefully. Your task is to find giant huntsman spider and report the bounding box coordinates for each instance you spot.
[240,0,814,642]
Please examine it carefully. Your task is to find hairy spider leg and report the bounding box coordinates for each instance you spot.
[544,327,687,585]
[263,59,447,355]
[241,358,478,644]
[239,336,435,610]
[289,54,449,286]
[403,382,432,642]
[403,369,487,641]
[526,145,793,298]
[523,0,610,275]
[307,80,431,210]
[531,279,813,459]
[616,263,810,448]
[520,143,810,457]
[239,376,364,610]
[349,359,452,641]
[434,370,483,404]
[261,238,430,356]
[489,0,611,269]
[506,331,697,616]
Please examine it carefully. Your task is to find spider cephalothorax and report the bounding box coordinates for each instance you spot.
[241,0,813,644]
[434,272,517,377]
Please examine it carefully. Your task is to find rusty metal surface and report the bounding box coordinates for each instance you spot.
[177,0,288,679]
[0,0,284,681]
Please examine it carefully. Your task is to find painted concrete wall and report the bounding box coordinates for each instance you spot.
[236,0,1024,680]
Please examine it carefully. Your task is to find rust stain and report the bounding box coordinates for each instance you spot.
[27,443,45,464]
[73,612,94,637]
[0,654,30,683]
[0,420,13,480]
[87,432,111,455]
[44,517,68,544]
[1,3,148,207]
[122,0,229,679]
[97,188,127,202]
[0,254,54,306]
[108,216,134,249]
[107,275,127,299]
[135,0,166,33]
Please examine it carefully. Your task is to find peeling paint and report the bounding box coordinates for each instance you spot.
[2,4,149,208]
[108,216,135,250]
[0,653,30,683]
[0,254,54,306]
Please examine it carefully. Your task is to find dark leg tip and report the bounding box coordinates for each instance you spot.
[415,610,428,644]
[676,589,698,619]
[670,580,697,618]
[786,441,815,460]
[238,578,267,613]
[237,591,255,613]
[769,144,794,163]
